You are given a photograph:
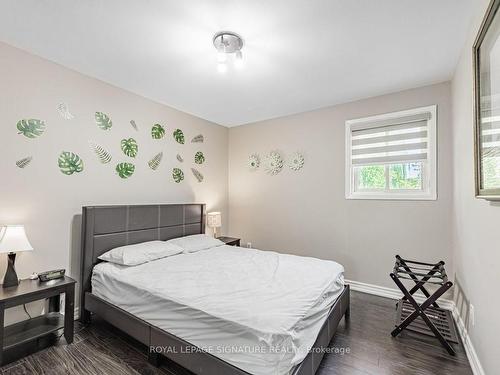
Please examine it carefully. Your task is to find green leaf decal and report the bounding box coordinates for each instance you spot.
[17,119,45,138]
[116,162,135,179]
[151,124,165,139]
[58,151,84,175]
[191,168,204,183]
[121,138,138,158]
[173,129,185,144]
[194,151,205,164]
[89,141,112,164]
[148,152,163,170]
[95,112,112,130]
[16,156,32,169]
[172,168,184,183]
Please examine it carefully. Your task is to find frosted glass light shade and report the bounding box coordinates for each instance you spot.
[0,225,33,253]
[207,212,222,228]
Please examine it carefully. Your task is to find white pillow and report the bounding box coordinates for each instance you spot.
[98,240,183,266]
[167,234,224,253]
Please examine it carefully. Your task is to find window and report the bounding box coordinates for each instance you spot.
[345,105,437,200]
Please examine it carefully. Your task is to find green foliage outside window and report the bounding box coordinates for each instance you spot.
[357,163,422,190]
[359,165,385,189]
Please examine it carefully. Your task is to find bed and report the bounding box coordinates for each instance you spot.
[80,204,350,375]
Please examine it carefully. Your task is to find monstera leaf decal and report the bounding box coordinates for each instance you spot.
[173,129,185,144]
[95,112,112,130]
[121,138,138,158]
[17,119,45,138]
[151,124,165,139]
[58,151,84,175]
[89,141,112,164]
[16,156,33,169]
[148,152,163,170]
[116,162,135,179]
[172,168,184,183]
[194,151,205,165]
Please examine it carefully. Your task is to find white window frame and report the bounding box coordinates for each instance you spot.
[345,105,437,200]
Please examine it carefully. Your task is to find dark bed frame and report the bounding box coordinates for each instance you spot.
[80,204,350,375]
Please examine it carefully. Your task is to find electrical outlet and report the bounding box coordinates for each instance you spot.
[469,304,475,327]
[246,242,252,248]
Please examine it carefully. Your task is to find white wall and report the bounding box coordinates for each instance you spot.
[0,42,229,324]
[228,82,453,290]
[451,0,499,373]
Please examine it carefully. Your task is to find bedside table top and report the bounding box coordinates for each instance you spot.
[0,276,76,303]
[217,236,240,244]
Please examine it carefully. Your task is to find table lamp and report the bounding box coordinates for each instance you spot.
[207,212,222,238]
[0,225,33,288]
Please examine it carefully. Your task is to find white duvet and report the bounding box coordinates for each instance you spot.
[92,245,344,375]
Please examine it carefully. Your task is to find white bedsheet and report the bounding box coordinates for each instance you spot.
[92,245,344,375]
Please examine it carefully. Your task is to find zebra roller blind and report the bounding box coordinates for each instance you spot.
[350,112,432,166]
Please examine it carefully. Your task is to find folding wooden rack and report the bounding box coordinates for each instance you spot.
[390,255,458,355]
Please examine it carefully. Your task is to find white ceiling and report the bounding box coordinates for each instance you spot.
[0,0,474,127]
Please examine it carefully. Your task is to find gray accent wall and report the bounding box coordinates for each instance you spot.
[228,82,453,291]
[451,0,499,373]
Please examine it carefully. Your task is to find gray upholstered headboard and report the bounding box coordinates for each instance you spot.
[80,204,206,315]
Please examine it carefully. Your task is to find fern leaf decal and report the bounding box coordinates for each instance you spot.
[116,162,135,179]
[172,168,184,183]
[151,124,165,139]
[148,152,163,170]
[191,168,204,183]
[95,112,112,130]
[17,119,45,138]
[121,138,138,158]
[130,120,139,131]
[89,141,112,164]
[58,151,84,175]
[173,129,185,144]
[57,103,74,120]
[16,156,32,169]
[176,154,184,162]
[191,134,204,143]
[194,151,205,164]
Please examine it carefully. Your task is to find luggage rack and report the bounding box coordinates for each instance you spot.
[390,255,458,355]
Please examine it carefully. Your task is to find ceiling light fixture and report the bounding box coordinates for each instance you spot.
[213,31,244,72]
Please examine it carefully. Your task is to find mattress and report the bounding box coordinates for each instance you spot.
[92,245,344,375]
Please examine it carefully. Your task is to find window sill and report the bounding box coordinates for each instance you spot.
[346,192,437,201]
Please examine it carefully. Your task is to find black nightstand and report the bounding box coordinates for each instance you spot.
[0,276,76,365]
[217,236,241,247]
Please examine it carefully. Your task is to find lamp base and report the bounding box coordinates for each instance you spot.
[3,252,19,288]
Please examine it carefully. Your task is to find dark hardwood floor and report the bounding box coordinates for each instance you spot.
[0,291,473,375]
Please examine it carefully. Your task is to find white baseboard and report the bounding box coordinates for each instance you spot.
[345,279,484,375]
[345,278,454,310]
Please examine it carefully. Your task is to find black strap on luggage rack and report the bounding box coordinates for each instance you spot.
[390,255,458,355]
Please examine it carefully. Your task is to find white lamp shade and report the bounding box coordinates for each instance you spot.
[0,225,33,253]
[207,212,222,228]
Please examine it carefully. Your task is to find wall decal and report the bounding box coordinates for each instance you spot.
[121,138,138,158]
[263,151,283,175]
[16,156,32,169]
[116,162,135,179]
[130,120,139,131]
[191,168,204,183]
[17,119,45,138]
[191,134,204,143]
[89,141,112,164]
[176,154,184,162]
[194,151,205,164]
[248,154,260,170]
[172,168,184,183]
[57,103,74,120]
[95,112,112,130]
[148,152,163,170]
[58,151,84,175]
[288,152,305,171]
[151,123,165,139]
[173,129,185,144]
